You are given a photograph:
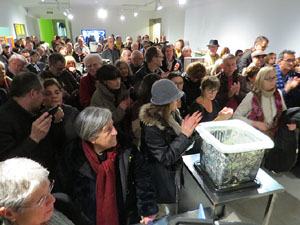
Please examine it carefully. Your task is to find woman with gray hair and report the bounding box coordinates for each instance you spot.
[0,157,74,225]
[59,106,158,225]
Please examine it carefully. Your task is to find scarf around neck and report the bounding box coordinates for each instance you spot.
[82,141,119,225]
[247,89,283,133]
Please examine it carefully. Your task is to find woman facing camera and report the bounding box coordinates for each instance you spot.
[189,76,232,122]
[59,107,158,225]
[140,79,202,217]
[0,158,74,225]
[234,66,297,171]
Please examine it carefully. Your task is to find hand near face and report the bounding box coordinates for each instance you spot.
[174,62,180,71]
[68,67,76,73]
[181,111,202,138]
[234,82,240,95]
[30,113,52,143]
[53,106,64,123]
[119,97,130,111]
[285,77,300,93]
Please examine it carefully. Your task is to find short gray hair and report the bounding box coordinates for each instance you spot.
[75,107,112,141]
[222,54,236,62]
[83,53,103,65]
[0,158,49,211]
[8,54,26,64]
[278,50,295,60]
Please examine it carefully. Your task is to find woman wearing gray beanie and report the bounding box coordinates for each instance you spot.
[139,79,202,218]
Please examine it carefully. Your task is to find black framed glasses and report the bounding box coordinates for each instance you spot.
[22,180,55,208]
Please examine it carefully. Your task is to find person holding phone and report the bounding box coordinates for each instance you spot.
[90,64,132,147]
[0,72,64,178]
[42,78,79,152]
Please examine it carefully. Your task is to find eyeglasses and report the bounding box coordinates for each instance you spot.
[22,180,55,208]
[283,59,295,63]
[264,76,277,82]
[207,89,218,94]
[174,82,184,86]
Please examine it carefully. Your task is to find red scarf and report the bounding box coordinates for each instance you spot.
[82,141,119,225]
[247,89,283,133]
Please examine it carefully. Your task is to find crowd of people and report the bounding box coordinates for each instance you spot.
[0,33,300,225]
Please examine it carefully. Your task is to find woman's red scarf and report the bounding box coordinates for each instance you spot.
[247,89,283,133]
[82,141,119,225]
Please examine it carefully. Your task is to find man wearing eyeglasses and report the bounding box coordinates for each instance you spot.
[276,49,300,108]
[39,53,79,107]
[238,36,269,73]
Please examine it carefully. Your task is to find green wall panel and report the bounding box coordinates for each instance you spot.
[39,19,54,48]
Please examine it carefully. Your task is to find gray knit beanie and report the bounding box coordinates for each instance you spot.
[151,79,184,105]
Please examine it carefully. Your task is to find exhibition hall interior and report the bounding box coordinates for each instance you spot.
[0,0,300,225]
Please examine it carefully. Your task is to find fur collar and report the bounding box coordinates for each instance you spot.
[139,103,182,132]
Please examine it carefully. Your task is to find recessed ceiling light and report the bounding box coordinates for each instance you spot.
[98,8,107,19]
[178,0,186,5]
[120,15,125,21]
[134,12,138,17]
[67,14,73,20]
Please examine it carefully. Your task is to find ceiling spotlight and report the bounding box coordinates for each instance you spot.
[120,15,125,21]
[63,11,67,16]
[98,8,108,19]
[67,14,74,20]
[178,0,186,4]
[134,12,138,17]
[41,0,45,2]
[156,0,163,10]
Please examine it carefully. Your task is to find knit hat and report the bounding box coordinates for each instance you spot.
[151,79,184,105]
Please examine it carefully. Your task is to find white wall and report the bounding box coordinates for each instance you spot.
[184,0,300,55]
[0,0,29,38]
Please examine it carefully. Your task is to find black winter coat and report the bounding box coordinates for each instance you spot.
[57,139,158,225]
[139,104,195,204]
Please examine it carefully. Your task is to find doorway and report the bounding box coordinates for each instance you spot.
[149,18,162,42]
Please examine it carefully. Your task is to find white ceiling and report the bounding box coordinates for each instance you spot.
[14,0,192,18]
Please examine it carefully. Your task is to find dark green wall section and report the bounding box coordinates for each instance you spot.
[39,19,54,48]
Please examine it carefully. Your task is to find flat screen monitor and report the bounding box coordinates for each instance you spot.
[81,29,106,44]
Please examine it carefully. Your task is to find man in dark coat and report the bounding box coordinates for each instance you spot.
[216,54,248,111]
[237,36,269,73]
[0,72,63,177]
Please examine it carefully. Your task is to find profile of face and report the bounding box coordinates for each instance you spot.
[183,47,192,57]
[66,43,73,53]
[154,49,164,67]
[32,85,45,113]
[86,57,102,78]
[208,45,218,55]
[175,42,182,51]
[170,100,178,112]
[43,84,63,107]
[9,58,25,74]
[262,72,277,91]
[171,76,184,91]
[222,58,236,76]
[256,40,268,51]
[0,63,6,83]
[4,180,56,225]
[202,86,218,101]
[165,46,174,61]
[104,77,121,90]
[119,63,129,78]
[49,61,65,76]
[280,53,295,72]
[90,119,118,153]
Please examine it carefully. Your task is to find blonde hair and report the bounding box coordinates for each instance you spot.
[253,66,276,93]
